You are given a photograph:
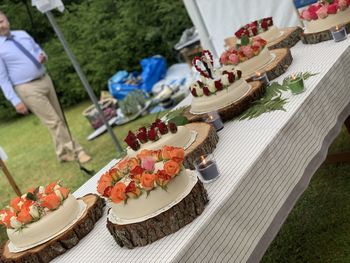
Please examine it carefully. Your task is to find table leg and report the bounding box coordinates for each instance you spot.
[0,159,22,196]
[324,116,350,164]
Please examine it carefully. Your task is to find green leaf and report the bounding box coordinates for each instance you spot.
[167,115,189,126]
[26,192,36,201]
[241,35,250,46]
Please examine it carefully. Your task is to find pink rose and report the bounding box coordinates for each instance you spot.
[228,54,239,65]
[309,10,318,20]
[241,46,254,58]
[316,6,328,19]
[301,10,312,21]
[219,52,228,64]
[327,3,338,14]
[308,3,321,13]
[140,156,155,171]
[338,0,348,10]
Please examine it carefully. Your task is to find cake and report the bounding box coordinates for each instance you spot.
[97,146,196,222]
[124,119,193,157]
[220,37,273,78]
[0,182,80,249]
[300,0,350,33]
[189,49,252,114]
[231,17,282,45]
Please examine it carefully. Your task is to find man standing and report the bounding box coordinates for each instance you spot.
[0,11,91,163]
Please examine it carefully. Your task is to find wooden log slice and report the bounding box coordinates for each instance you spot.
[301,21,350,44]
[267,27,302,50]
[0,194,105,263]
[245,48,293,82]
[182,81,264,123]
[183,122,219,170]
[106,180,208,249]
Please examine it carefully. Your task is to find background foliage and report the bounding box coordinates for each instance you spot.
[0,0,192,120]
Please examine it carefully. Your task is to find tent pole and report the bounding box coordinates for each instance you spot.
[193,0,218,58]
[45,11,123,153]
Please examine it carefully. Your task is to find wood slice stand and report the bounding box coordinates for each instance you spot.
[245,48,293,82]
[182,81,264,123]
[267,27,302,50]
[301,21,350,44]
[106,180,208,249]
[0,194,105,263]
[183,122,219,170]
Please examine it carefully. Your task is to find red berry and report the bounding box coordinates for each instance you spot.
[168,122,178,133]
[203,86,210,96]
[191,88,198,97]
[158,122,169,135]
[148,129,159,141]
[137,131,148,144]
[215,80,223,91]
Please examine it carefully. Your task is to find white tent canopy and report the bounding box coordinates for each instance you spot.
[183,0,302,57]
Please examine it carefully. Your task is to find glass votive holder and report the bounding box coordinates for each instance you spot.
[206,111,224,131]
[194,154,220,183]
[252,71,270,86]
[288,74,305,95]
[331,25,347,42]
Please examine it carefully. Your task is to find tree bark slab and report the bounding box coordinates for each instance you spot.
[301,21,350,44]
[106,180,208,249]
[0,194,105,263]
[184,122,219,170]
[182,81,264,123]
[267,27,302,50]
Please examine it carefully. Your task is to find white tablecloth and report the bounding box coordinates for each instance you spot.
[55,38,350,263]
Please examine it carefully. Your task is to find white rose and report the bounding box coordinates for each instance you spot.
[29,205,40,219]
[55,189,64,201]
[38,186,45,194]
[10,216,22,229]
[54,184,60,191]
[221,74,230,86]
[196,87,204,96]
[0,212,6,221]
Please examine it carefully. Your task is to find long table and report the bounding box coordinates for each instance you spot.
[55,38,350,262]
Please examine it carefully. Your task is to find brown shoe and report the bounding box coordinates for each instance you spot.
[78,151,92,164]
[60,154,75,163]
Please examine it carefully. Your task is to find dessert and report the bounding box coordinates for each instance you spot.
[97,146,197,222]
[0,182,80,249]
[300,0,350,33]
[220,37,274,78]
[189,49,252,114]
[124,119,193,156]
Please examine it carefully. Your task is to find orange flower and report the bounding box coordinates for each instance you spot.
[128,157,140,171]
[152,149,162,162]
[169,148,185,163]
[97,172,113,196]
[116,158,129,171]
[161,145,174,160]
[141,173,156,191]
[10,197,22,212]
[156,170,172,187]
[17,207,32,224]
[110,182,127,204]
[45,182,58,194]
[59,187,70,199]
[137,149,153,159]
[41,193,61,210]
[2,211,16,228]
[125,181,141,198]
[164,160,181,177]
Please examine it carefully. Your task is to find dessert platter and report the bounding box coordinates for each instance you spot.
[124,119,219,169]
[182,50,264,123]
[0,182,104,263]
[97,146,208,248]
[220,37,293,81]
[300,0,350,44]
[224,17,302,50]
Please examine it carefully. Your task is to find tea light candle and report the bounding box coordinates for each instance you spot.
[288,74,305,95]
[195,154,220,183]
[206,111,224,131]
[253,71,269,86]
[331,25,347,42]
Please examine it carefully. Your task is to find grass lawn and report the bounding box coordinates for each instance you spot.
[1,100,350,262]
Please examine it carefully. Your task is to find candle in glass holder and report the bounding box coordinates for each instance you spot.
[194,154,220,183]
[331,25,347,42]
[288,74,305,95]
[253,71,269,86]
[206,111,224,131]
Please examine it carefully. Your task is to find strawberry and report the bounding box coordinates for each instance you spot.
[215,80,223,90]
[138,126,147,134]
[191,88,198,97]
[137,130,148,144]
[203,86,211,96]
[148,128,159,141]
[158,122,169,135]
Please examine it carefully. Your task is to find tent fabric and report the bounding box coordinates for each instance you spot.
[183,0,302,57]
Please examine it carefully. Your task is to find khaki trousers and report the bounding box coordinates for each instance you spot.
[15,74,83,160]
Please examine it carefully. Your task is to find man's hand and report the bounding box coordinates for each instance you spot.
[38,53,46,64]
[15,102,28,115]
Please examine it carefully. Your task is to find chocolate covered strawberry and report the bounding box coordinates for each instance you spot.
[168,122,178,133]
[157,122,169,135]
[148,128,159,141]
